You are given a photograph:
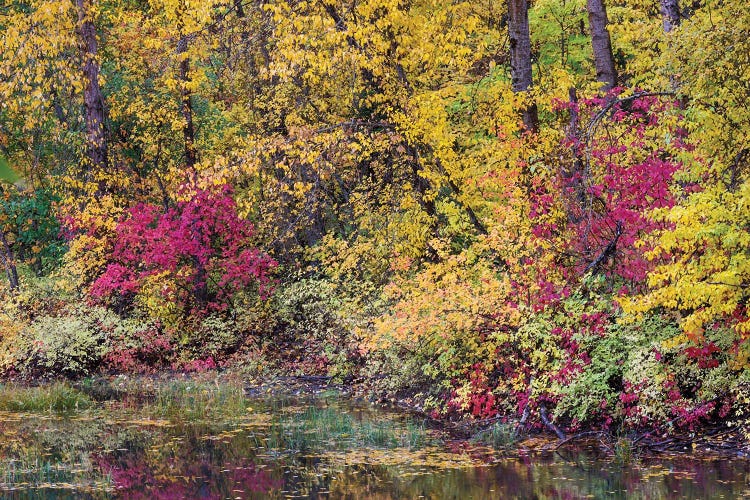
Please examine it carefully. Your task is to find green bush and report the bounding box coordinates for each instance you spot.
[182,314,242,360]
[269,276,361,377]
[553,310,740,429]
[102,311,172,372]
[13,306,115,378]
[0,187,66,276]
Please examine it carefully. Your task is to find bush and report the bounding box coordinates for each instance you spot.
[89,185,276,320]
[270,276,361,377]
[553,309,743,431]
[0,187,66,276]
[166,314,245,371]
[11,271,77,321]
[12,306,115,378]
[102,313,172,373]
[553,312,678,428]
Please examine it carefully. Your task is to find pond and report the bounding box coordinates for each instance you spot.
[0,376,746,499]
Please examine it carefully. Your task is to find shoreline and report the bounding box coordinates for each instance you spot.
[0,370,747,461]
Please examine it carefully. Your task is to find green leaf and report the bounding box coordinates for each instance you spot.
[0,157,19,183]
[0,156,21,184]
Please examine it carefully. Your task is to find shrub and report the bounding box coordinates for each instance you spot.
[170,314,242,370]
[89,185,277,320]
[102,314,173,373]
[0,187,66,276]
[12,306,115,377]
[553,312,677,428]
[270,276,361,377]
[554,309,742,431]
[10,271,77,321]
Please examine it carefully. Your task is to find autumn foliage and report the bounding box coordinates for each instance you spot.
[89,186,276,317]
[0,0,747,440]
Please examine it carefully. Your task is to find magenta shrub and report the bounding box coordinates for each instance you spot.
[90,185,277,315]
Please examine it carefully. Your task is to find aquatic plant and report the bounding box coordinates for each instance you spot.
[0,382,93,413]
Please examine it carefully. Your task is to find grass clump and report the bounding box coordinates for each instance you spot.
[0,382,93,413]
[472,422,519,449]
[614,437,635,465]
[142,378,248,422]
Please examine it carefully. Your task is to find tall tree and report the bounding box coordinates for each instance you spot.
[508,0,538,132]
[660,0,681,90]
[586,0,617,90]
[177,35,198,174]
[75,0,108,181]
[176,0,197,175]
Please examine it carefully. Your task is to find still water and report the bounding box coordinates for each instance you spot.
[0,377,746,499]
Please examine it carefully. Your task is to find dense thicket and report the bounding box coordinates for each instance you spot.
[0,0,748,436]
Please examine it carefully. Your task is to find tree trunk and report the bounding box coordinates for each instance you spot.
[660,0,681,33]
[586,0,617,91]
[234,0,245,18]
[75,0,108,182]
[177,36,198,175]
[0,229,18,292]
[660,0,681,90]
[564,87,586,203]
[508,0,538,133]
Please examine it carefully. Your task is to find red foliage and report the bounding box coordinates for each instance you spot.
[533,92,687,285]
[103,325,174,373]
[175,357,217,373]
[619,380,643,419]
[684,342,721,369]
[90,185,277,315]
[444,363,500,419]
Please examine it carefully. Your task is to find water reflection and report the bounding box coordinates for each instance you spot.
[0,381,746,499]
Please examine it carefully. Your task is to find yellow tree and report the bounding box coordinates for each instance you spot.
[192,0,506,268]
[624,2,750,345]
[0,0,84,181]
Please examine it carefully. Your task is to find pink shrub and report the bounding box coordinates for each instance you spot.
[90,185,277,315]
[533,92,687,285]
